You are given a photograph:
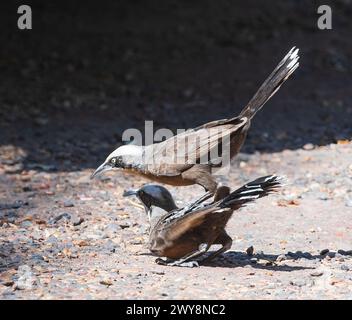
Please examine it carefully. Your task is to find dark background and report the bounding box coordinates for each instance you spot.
[0,0,351,172]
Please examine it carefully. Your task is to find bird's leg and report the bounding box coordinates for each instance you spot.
[155,243,209,268]
[201,230,232,263]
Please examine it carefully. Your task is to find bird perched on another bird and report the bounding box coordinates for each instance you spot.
[123,175,282,267]
[92,47,299,194]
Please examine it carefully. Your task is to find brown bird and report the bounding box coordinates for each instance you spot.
[92,48,299,194]
[123,175,282,267]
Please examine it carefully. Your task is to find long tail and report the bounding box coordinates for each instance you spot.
[220,175,282,208]
[239,47,299,119]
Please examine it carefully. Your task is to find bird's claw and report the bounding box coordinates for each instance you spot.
[176,260,199,268]
[155,257,170,265]
[155,257,199,268]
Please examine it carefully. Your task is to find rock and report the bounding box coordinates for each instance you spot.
[105,223,121,234]
[14,265,37,290]
[63,200,74,207]
[258,259,273,266]
[345,199,352,207]
[303,143,315,150]
[22,186,33,192]
[317,192,329,201]
[73,240,90,247]
[50,213,71,224]
[338,249,352,256]
[72,216,84,226]
[287,251,298,259]
[341,265,350,271]
[277,199,300,207]
[4,163,23,174]
[0,200,25,210]
[103,240,120,253]
[46,235,59,244]
[30,254,44,262]
[20,220,33,228]
[309,182,321,192]
[119,222,132,229]
[301,252,312,259]
[0,270,16,287]
[246,246,254,256]
[250,258,258,264]
[320,249,329,255]
[5,211,19,223]
[334,253,344,259]
[276,254,287,262]
[290,279,306,287]
[310,271,324,277]
[60,247,78,259]
[100,279,113,286]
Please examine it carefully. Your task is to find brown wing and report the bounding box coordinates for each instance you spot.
[143,117,247,176]
[153,206,228,242]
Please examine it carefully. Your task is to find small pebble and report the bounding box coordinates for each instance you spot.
[258,259,273,266]
[50,213,71,224]
[287,251,298,259]
[337,249,352,256]
[298,252,312,259]
[63,200,74,207]
[303,143,315,150]
[20,220,32,228]
[246,246,254,256]
[290,280,306,287]
[100,279,113,286]
[320,249,329,255]
[14,265,37,290]
[341,265,350,271]
[345,199,352,207]
[72,216,84,226]
[250,258,258,264]
[276,254,287,262]
[317,192,329,201]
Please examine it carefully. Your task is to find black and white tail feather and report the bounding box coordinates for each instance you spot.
[239,47,299,119]
[220,175,283,208]
[162,175,283,226]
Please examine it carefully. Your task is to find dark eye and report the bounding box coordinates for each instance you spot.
[110,158,117,165]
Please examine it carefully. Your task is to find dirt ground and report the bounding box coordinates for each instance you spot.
[1,143,352,299]
[0,1,351,299]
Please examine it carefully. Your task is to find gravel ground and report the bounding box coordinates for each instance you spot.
[0,1,352,299]
[1,142,351,299]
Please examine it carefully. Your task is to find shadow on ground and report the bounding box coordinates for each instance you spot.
[138,250,352,271]
[0,1,351,173]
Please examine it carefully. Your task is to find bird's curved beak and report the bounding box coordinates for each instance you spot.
[122,189,138,197]
[90,162,112,179]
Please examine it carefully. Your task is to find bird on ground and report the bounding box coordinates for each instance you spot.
[92,47,299,194]
[123,175,282,267]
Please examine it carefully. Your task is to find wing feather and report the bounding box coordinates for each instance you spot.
[143,118,247,176]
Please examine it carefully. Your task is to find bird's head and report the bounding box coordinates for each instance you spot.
[91,144,143,179]
[123,184,178,217]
